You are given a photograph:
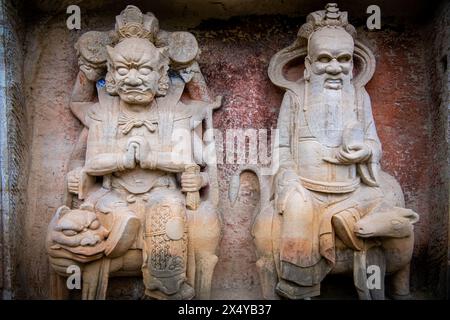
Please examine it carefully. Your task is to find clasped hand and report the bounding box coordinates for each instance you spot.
[122,136,152,169]
[324,143,371,165]
[121,137,203,192]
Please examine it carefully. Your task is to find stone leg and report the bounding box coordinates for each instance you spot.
[252,203,279,299]
[390,264,411,299]
[187,201,220,300]
[276,190,322,299]
[49,270,69,299]
[367,247,386,300]
[81,258,112,300]
[142,188,194,299]
[353,250,370,300]
[81,259,102,300]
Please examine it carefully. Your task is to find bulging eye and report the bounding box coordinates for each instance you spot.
[318,55,332,63]
[391,219,403,230]
[338,55,352,63]
[139,67,152,75]
[116,67,129,76]
[62,230,78,236]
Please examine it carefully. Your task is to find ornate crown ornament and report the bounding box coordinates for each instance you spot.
[75,31,114,65]
[298,3,357,40]
[115,5,159,42]
[112,5,199,68]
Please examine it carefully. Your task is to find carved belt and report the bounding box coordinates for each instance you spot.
[300,176,360,194]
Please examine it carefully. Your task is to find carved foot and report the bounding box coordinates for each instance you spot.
[275,280,320,299]
[256,257,279,300]
[390,293,412,300]
[145,283,195,300]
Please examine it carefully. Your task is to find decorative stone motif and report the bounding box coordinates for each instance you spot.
[46,5,222,300]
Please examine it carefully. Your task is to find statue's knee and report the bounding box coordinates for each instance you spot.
[284,190,310,215]
[253,206,274,237]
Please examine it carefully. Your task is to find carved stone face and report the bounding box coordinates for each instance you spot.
[51,207,109,248]
[354,208,419,238]
[106,38,168,105]
[306,27,354,90]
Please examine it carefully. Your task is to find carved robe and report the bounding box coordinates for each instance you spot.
[276,82,385,286]
[81,76,211,295]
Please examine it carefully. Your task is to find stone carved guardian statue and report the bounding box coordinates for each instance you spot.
[46,6,222,300]
[233,3,419,300]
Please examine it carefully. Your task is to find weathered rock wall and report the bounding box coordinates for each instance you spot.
[0,0,447,299]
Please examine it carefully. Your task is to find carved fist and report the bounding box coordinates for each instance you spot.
[67,167,82,195]
[79,63,104,83]
[181,171,203,192]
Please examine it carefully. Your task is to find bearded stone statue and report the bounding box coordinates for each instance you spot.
[248,3,419,300]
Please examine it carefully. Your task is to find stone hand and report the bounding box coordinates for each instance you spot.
[181,171,203,192]
[67,168,82,194]
[79,62,104,83]
[324,143,372,164]
[126,136,150,166]
[121,143,137,169]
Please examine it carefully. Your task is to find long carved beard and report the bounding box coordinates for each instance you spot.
[304,74,357,147]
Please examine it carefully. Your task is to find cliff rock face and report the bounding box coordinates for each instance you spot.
[0,0,448,299]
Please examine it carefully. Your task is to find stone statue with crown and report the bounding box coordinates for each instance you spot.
[46,5,222,300]
[249,4,420,300]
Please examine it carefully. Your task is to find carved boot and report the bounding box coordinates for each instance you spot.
[142,200,194,299]
[275,280,321,299]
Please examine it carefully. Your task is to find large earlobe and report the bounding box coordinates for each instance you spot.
[304,56,312,81]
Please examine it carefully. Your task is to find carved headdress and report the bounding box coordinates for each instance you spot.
[268,3,375,94]
[114,5,160,43]
[297,3,356,41]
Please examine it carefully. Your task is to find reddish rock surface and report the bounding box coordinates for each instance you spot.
[18,12,447,299]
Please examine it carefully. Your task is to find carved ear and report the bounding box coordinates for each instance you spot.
[56,206,71,217]
[404,209,419,224]
[304,56,311,81]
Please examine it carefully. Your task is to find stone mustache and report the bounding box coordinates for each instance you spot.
[231,3,419,300]
[46,5,222,300]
